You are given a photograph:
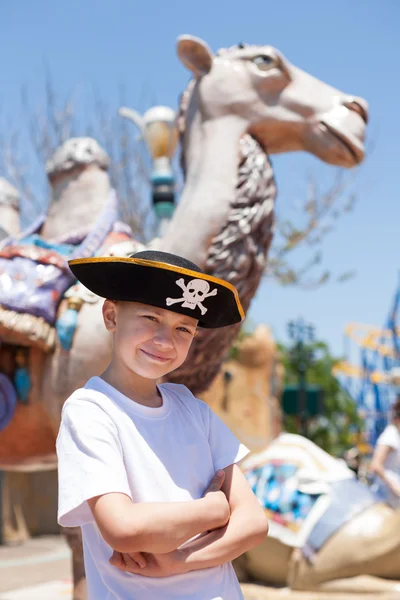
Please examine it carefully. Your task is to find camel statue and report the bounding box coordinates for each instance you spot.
[204,327,400,595]
[0,35,368,599]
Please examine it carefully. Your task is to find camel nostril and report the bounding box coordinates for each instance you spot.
[344,99,369,124]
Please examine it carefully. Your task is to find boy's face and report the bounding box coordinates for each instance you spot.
[103,300,198,380]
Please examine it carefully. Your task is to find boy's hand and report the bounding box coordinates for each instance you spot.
[203,469,230,528]
[110,550,147,570]
[110,549,186,578]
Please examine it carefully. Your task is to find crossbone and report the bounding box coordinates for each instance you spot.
[166,278,218,315]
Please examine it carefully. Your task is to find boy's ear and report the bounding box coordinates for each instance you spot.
[102,299,117,332]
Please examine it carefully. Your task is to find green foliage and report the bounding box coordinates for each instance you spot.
[278,339,362,456]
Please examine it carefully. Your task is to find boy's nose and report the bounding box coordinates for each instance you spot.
[153,327,174,348]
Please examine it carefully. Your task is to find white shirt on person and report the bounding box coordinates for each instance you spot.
[57,376,249,600]
[373,423,400,508]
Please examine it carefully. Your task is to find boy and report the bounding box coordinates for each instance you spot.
[57,250,268,600]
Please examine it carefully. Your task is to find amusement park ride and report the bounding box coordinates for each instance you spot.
[334,274,400,444]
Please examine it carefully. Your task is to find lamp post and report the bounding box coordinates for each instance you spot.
[287,318,315,436]
[119,105,178,235]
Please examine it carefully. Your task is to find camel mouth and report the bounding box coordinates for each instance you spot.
[319,121,365,166]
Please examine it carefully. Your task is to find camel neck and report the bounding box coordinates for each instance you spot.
[161,115,247,267]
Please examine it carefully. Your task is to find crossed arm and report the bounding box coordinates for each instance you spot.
[176,463,268,572]
[88,464,268,577]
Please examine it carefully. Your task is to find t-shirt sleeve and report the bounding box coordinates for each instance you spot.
[377,424,400,451]
[203,403,250,471]
[56,397,132,528]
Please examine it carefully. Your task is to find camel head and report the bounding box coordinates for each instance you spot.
[177,35,368,167]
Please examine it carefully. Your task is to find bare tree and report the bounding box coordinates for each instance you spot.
[268,169,359,287]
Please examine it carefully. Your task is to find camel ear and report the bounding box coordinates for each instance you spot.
[177,35,213,78]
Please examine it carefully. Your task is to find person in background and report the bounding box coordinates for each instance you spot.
[370,396,400,508]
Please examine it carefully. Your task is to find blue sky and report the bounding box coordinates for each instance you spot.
[1,0,399,357]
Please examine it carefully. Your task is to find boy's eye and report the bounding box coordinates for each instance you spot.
[177,327,192,334]
[144,315,158,322]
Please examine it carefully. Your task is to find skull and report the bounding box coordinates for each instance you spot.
[183,279,210,307]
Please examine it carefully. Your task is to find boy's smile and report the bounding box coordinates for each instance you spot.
[139,348,175,364]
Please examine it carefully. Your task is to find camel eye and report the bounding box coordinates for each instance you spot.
[224,370,233,384]
[252,55,274,71]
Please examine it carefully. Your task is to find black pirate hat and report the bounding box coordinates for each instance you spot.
[68,250,244,329]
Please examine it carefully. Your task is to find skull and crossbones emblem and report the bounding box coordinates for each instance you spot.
[166,278,218,315]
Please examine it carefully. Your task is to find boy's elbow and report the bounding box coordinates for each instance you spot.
[239,504,269,546]
[110,532,141,553]
[109,524,174,554]
[89,494,143,552]
[102,520,143,553]
[111,533,134,553]
[251,510,269,544]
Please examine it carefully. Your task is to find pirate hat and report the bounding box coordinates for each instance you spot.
[68,250,244,329]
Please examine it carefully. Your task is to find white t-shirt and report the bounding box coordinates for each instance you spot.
[57,376,249,600]
[373,424,400,508]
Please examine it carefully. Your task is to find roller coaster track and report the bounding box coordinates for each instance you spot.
[333,276,400,443]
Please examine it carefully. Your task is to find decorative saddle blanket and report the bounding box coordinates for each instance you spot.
[245,460,321,534]
[0,236,77,320]
[243,433,380,554]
